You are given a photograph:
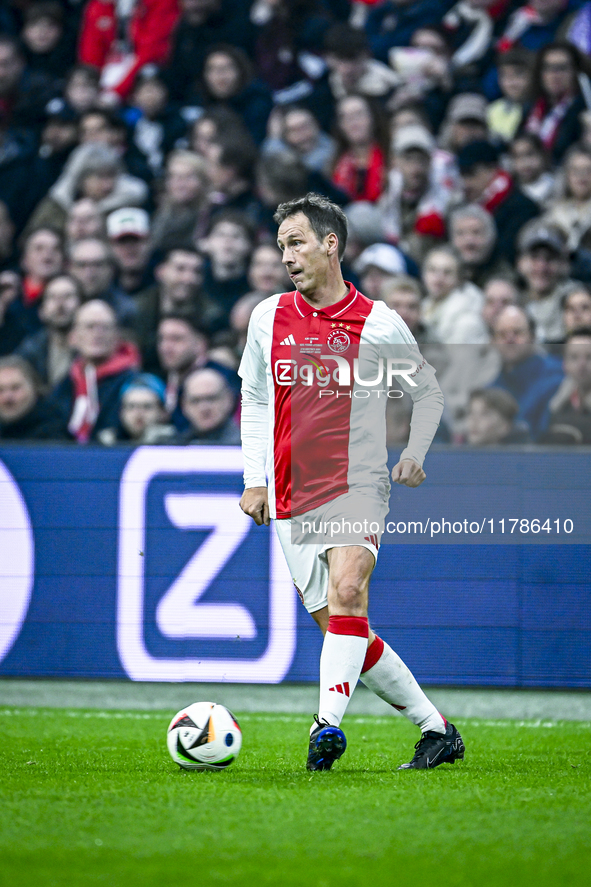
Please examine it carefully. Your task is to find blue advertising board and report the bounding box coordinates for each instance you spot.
[0,446,589,687]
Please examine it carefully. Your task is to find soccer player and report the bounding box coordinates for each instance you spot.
[239,193,464,772]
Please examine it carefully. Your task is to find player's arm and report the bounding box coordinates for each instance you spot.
[391,351,444,488]
[238,308,270,525]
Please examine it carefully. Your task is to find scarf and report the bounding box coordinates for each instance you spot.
[525,96,573,151]
[479,168,513,214]
[332,145,386,203]
[496,4,543,52]
[68,340,140,442]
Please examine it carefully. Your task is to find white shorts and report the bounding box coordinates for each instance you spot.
[273,490,389,614]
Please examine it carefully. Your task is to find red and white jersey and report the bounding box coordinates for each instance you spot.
[239,282,441,519]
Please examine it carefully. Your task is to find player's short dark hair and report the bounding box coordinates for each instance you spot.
[274,192,348,262]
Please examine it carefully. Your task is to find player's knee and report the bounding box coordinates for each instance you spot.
[329,578,366,613]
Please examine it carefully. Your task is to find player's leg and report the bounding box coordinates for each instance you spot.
[312,598,465,769]
[314,545,374,728]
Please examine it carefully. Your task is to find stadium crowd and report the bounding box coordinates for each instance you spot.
[1,0,591,447]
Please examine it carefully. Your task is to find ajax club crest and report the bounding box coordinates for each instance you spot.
[326,328,350,353]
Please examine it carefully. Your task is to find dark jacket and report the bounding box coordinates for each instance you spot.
[0,397,69,441]
[491,352,564,438]
[491,187,540,265]
[365,0,450,63]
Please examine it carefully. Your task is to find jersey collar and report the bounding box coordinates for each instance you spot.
[293,281,359,318]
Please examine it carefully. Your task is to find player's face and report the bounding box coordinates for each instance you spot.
[277,212,331,298]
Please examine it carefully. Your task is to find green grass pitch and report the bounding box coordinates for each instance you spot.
[1,707,590,887]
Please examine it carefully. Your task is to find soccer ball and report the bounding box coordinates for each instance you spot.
[166,701,242,771]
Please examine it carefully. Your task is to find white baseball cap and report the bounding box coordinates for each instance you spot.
[107,207,150,239]
[354,243,407,276]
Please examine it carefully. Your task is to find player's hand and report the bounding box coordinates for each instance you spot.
[391,459,426,488]
[239,487,270,526]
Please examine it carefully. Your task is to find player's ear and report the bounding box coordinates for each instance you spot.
[325,232,339,257]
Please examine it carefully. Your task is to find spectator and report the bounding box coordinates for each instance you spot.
[205,137,261,220]
[523,41,587,163]
[466,387,529,445]
[543,328,591,444]
[134,247,218,371]
[0,354,67,440]
[51,300,140,442]
[380,275,430,343]
[190,106,252,160]
[97,373,174,445]
[77,0,181,102]
[449,203,513,288]
[542,144,591,254]
[20,1,76,80]
[63,65,100,116]
[561,283,591,338]
[65,199,105,245]
[177,365,240,444]
[198,210,256,322]
[192,44,273,145]
[150,150,209,253]
[353,242,407,301]
[389,27,454,120]
[250,0,308,92]
[331,94,388,203]
[27,143,149,235]
[457,139,539,263]
[165,0,255,102]
[421,245,488,344]
[76,107,152,182]
[0,34,57,134]
[20,227,64,310]
[380,125,451,262]
[16,273,82,386]
[264,105,336,176]
[125,66,186,176]
[322,22,398,108]
[156,313,209,426]
[490,304,563,437]
[29,106,80,208]
[247,244,290,298]
[481,276,520,338]
[68,237,137,327]
[508,132,555,206]
[516,221,571,343]
[106,207,153,296]
[439,93,489,154]
[486,49,532,144]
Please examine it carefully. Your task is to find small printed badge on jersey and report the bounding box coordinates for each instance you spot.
[326,329,351,353]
